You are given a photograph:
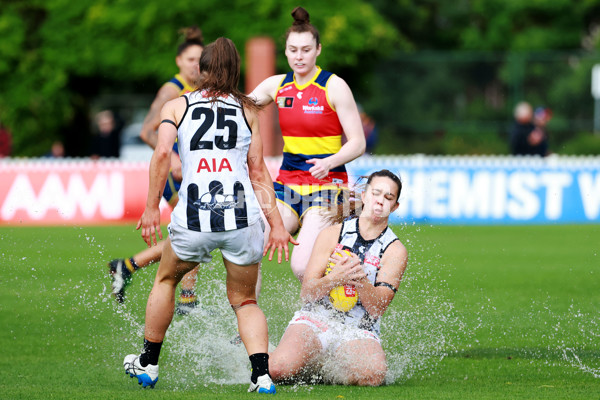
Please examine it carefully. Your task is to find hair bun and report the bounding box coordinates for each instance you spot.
[291,6,310,25]
[180,26,204,44]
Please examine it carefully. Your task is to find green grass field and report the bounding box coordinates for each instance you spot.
[0,224,598,399]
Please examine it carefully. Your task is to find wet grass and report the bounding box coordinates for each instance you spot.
[0,224,598,399]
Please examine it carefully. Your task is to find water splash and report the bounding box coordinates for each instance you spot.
[382,223,472,383]
[26,225,597,390]
[166,276,251,386]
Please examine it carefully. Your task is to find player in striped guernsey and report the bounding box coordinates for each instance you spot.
[123,37,295,393]
[269,170,408,386]
[250,7,366,282]
[108,27,204,311]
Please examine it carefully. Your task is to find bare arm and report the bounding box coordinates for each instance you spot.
[170,151,182,182]
[354,240,407,319]
[306,76,366,180]
[139,83,180,149]
[136,98,184,246]
[244,106,298,263]
[248,74,286,106]
[300,225,367,302]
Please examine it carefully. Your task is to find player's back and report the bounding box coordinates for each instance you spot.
[171,91,261,233]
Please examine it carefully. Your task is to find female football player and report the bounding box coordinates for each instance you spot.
[122,37,296,394]
[250,7,366,282]
[269,170,408,386]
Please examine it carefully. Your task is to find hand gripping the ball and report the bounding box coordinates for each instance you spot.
[325,247,366,312]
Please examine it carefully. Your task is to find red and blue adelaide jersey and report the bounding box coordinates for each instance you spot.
[274,67,348,195]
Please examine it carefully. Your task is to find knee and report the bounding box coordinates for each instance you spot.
[154,270,178,287]
[353,365,386,386]
[268,354,297,383]
[290,254,307,282]
[268,357,285,382]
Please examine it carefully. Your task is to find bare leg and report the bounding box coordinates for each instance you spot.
[290,208,331,281]
[259,202,299,297]
[132,241,165,268]
[179,266,198,292]
[143,239,197,342]
[223,257,268,356]
[269,324,321,382]
[331,339,387,386]
[131,241,198,295]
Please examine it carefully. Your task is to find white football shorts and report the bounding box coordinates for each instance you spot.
[168,220,265,266]
[287,309,380,354]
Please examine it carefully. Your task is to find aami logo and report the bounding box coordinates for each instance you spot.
[308,97,318,106]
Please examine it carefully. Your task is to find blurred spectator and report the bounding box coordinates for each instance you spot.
[359,104,378,154]
[531,106,552,156]
[342,104,379,155]
[509,101,538,156]
[45,140,65,158]
[0,122,13,157]
[91,110,122,158]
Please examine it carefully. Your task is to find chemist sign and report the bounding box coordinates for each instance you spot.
[1,156,599,225]
[348,156,600,225]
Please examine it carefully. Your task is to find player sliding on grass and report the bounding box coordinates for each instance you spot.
[122,37,296,394]
[108,26,204,313]
[269,169,408,386]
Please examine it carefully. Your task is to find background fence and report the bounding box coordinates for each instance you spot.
[2,155,599,226]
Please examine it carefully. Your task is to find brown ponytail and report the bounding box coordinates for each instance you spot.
[285,7,320,46]
[196,37,260,112]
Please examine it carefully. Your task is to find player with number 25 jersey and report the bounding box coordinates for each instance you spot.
[171,91,262,233]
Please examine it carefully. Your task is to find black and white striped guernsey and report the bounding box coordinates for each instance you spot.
[170,91,262,232]
[304,217,399,335]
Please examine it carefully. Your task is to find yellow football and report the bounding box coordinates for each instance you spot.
[325,248,358,312]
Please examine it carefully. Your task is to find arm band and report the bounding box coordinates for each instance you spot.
[374,281,397,293]
[160,119,177,128]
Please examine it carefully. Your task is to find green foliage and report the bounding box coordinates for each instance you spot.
[5,0,600,156]
[0,0,401,156]
[461,0,588,51]
[557,131,600,154]
[366,0,600,155]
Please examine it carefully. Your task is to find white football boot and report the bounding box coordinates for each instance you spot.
[248,374,276,394]
[123,354,158,388]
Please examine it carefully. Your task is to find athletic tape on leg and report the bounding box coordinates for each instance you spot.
[231,299,258,311]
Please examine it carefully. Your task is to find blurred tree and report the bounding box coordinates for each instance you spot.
[367,0,600,155]
[0,0,402,156]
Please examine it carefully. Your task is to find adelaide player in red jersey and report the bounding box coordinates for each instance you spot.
[250,7,366,282]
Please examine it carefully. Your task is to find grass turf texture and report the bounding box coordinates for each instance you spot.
[0,224,598,399]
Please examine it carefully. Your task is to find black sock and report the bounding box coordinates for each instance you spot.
[139,338,162,367]
[249,353,269,383]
